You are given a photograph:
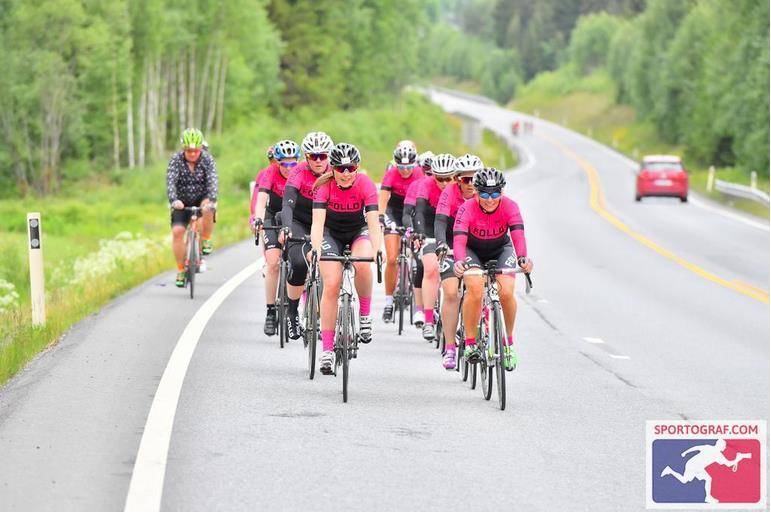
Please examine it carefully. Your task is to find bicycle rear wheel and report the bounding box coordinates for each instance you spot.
[493,302,507,410]
[187,232,197,299]
[305,281,318,379]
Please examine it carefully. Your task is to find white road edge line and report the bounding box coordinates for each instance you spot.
[125,257,263,512]
[582,337,605,344]
[608,354,631,360]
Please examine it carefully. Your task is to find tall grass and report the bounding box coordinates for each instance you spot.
[0,92,516,385]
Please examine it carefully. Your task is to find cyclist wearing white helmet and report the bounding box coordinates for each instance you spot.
[434,154,482,369]
[279,131,334,340]
[378,141,423,324]
[414,153,456,341]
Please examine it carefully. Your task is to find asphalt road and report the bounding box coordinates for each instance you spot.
[0,89,767,511]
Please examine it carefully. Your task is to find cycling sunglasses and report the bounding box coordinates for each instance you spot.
[435,176,453,183]
[457,176,474,184]
[279,161,298,168]
[397,164,414,170]
[334,164,358,174]
[307,153,328,161]
[478,189,502,200]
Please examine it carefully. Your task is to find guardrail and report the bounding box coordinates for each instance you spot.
[715,180,770,206]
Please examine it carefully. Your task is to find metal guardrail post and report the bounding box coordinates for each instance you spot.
[27,212,46,326]
[707,166,715,192]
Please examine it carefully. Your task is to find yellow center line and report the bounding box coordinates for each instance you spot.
[541,133,769,305]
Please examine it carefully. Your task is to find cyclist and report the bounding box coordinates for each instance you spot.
[167,128,218,287]
[434,153,483,369]
[280,131,334,340]
[401,151,433,328]
[252,140,300,336]
[453,168,533,371]
[379,142,423,324]
[414,153,456,341]
[310,143,381,375]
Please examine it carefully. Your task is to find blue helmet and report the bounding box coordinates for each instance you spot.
[274,139,301,159]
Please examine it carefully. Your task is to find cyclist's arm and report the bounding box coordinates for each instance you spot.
[402,204,414,228]
[378,189,391,216]
[414,197,428,234]
[366,208,381,253]
[510,224,527,257]
[254,192,269,224]
[281,185,299,229]
[435,214,449,247]
[453,231,468,262]
[310,208,326,254]
[166,158,179,205]
[205,155,219,202]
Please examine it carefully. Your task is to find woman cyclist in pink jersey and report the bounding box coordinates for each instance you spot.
[279,131,334,340]
[311,143,382,375]
[401,151,434,329]
[434,153,483,369]
[414,153,457,342]
[453,168,534,371]
[252,140,299,337]
[379,142,423,324]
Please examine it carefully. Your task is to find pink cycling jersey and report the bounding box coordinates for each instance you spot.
[282,161,324,227]
[258,164,289,216]
[453,196,527,263]
[382,165,423,210]
[249,162,278,223]
[435,183,469,248]
[415,176,445,238]
[313,174,379,234]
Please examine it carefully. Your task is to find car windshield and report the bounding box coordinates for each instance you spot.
[644,162,683,172]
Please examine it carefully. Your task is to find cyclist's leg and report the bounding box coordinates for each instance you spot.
[263,220,281,305]
[383,233,399,297]
[286,220,311,309]
[170,209,191,279]
[351,231,373,316]
[460,250,484,352]
[421,242,439,329]
[440,276,461,347]
[200,197,215,251]
[496,246,518,346]
[413,256,424,324]
[319,232,343,368]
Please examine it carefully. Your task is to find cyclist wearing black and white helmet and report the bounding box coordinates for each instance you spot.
[378,141,424,323]
[453,167,533,371]
[414,153,456,341]
[279,132,333,340]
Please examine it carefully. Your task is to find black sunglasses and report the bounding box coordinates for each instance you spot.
[308,153,328,161]
[457,176,474,184]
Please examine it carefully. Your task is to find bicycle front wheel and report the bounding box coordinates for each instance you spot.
[479,316,493,400]
[305,281,318,379]
[493,302,507,411]
[340,294,351,403]
[187,231,197,299]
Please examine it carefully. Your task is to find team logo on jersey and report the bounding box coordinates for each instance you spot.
[646,421,766,509]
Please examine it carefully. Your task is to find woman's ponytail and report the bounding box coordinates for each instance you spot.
[312,171,334,190]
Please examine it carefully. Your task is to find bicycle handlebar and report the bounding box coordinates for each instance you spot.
[463,265,533,292]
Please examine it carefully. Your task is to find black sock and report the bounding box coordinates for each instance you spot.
[267,303,275,310]
[288,298,300,315]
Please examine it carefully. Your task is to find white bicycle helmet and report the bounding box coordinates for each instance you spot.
[455,153,484,174]
[431,153,457,177]
[301,131,334,154]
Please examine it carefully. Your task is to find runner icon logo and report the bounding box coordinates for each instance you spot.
[652,438,760,504]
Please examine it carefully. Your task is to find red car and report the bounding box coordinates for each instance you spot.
[635,155,688,202]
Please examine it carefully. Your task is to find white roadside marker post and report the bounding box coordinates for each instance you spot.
[27,212,46,326]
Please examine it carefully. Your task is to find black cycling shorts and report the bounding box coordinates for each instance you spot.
[262,212,281,251]
[321,226,370,257]
[463,244,518,270]
[170,197,205,228]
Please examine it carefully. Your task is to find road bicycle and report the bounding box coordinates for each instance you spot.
[463,260,532,411]
[392,226,416,335]
[176,205,213,299]
[303,250,322,380]
[319,247,382,403]
[258,224,310,349]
